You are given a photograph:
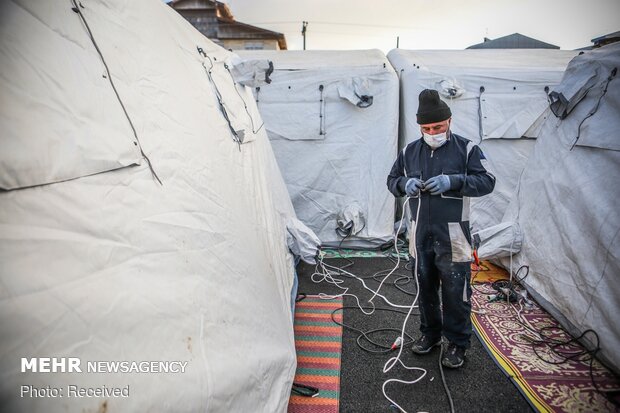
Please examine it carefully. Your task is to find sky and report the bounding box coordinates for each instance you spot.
[217,0,620,52]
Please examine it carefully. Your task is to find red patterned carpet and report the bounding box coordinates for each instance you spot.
[471,280,619,412]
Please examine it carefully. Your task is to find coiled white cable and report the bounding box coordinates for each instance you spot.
[309,192,430,412]
[381,194,428,413]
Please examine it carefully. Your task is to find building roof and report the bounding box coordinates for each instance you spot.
[467,33,559,49]
[591,31,620,47]
[170,0,287,49]
[170,0,232,18]
[217,18,287,49]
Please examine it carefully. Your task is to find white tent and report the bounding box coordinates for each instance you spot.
[0,0,317,412]
[387,49,576,238]
[388,46,620,372]
[235,50,400,248]
[499,43,620,373]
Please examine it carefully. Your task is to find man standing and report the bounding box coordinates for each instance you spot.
[387,89,495,368]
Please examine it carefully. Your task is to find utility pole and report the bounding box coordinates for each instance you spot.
[396,36,399,48]
[302,21,308,50]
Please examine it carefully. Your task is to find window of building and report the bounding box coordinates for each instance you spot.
[244,41,264,50]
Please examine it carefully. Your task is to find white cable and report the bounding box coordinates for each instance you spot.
[318,260,414,309]
[380,194,428,413]
[311,241,414,310]
[367,197,412,303]
[313,196,422,312]
[309,254,380,314]
[309,192,430,412]
[382,364,427,413]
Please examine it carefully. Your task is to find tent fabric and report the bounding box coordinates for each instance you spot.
[0,0,143,190]
[387,49,576,233]
[499,43,620,373]
[387,49,577,142]
[287,217,321,264]
[0,0,318,412]
[229,56,274,88]
[239,49,391,70]
[474,221,523,260]
[547,51,620,151]
[236,49,399,248]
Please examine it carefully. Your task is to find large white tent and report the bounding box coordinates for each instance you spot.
[0,0,317,412]
[499,43,620,373]
[387,49,577,237]
[388,46,620,373]
[236,50,400,248]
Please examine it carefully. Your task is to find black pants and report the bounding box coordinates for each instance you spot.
[414,223,472,348]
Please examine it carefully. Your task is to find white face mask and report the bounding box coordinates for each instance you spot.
[423,131,448,149]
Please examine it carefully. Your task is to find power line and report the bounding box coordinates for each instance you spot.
[307,30,404,39]
[244,21,299,25]
[315,21,429,30]
[246,20,431,31]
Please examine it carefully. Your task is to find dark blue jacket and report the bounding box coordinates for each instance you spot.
[387,132,495,226]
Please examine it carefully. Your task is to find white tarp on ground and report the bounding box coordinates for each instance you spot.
[235,50,399,248]
[500,43,620,372]
[0,0,318,411]
[387,49,576,236]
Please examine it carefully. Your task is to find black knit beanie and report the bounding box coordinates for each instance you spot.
[416,89,452,124]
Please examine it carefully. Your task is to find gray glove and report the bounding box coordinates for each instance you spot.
[405,178,424,197]
[425,175,451,195]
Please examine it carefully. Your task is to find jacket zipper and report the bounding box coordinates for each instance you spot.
[427,148,435,227]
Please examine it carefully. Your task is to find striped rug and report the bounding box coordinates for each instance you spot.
[288,296,343,413]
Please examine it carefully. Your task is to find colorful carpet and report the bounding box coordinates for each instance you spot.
[471,260,511,284]
[288,296,343,413]
[320,248,408,259]
[472,282,620,412]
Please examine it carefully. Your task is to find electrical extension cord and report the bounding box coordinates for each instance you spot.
[313,254,416,310]
[381,195,433,413]
[437,340,456,413]
[391,336,403,350]
[310,196,420,313]
[309,197,419,314]
[310,194,426,412]
[309,193,454,412]
[311,257,377,315]
[367,197,412,305]
[381,297,426,413]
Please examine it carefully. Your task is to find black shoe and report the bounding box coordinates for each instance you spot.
[411,335,441,354]
[441,342,466,368]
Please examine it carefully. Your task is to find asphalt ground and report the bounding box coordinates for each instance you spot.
[296,256,534,413]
